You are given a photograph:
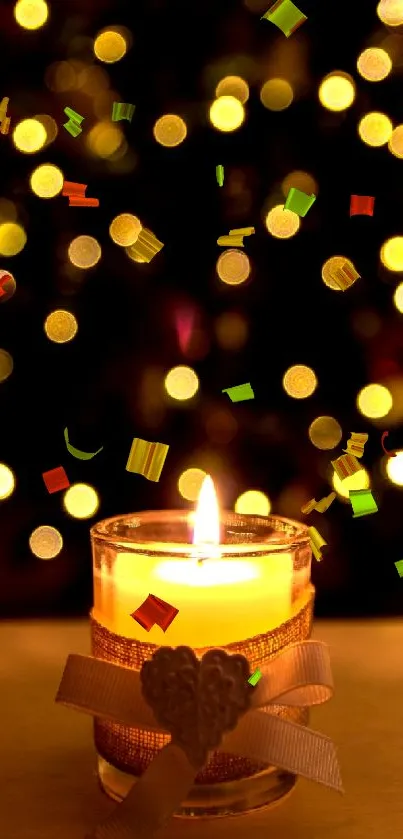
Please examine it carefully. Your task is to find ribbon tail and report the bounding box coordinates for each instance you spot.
[90,743,197,839]
[222,711,344,793]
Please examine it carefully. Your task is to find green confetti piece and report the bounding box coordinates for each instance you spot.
[222,382,254,402]
[248,668,262,686]
[284,187,316,217]
[261,0,307,38]
[64,427,103,460]
[394,559,403,577]
[112,102,136,122]
[63,120,82,138]
[216,164,224,187]
[349,489,378,518]
[64,107,84,124]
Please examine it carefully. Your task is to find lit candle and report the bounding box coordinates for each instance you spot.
[93,476,297,647]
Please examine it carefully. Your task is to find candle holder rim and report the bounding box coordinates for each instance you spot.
[90,509,310,554]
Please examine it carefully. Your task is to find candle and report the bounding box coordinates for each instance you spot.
[92,477,300,647]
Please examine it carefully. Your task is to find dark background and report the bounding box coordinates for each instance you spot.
[0,0,402,619]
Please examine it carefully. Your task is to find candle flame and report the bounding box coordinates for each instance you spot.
[193,475,220,550]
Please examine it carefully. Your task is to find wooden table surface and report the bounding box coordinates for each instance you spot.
[1,618,402,839]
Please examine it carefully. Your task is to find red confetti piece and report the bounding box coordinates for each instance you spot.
[349,195,375,217]
[62,181,87,197]
[42,466,70,494]
[131,593,179,632]
[68,196,99,207]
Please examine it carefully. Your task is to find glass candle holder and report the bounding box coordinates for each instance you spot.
[90,510,313,817]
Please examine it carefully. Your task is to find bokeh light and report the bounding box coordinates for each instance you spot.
[260,79,294,111]
[357,383,393,418]
[308,416,343,450]
[357,47,392,81]
[0,349,13,382]
[386,451,403,485]
[153,114,187,147]
[216,250,251,285]
[281,170,318,199]
[13,118,47,154]
[0,463,16,499]
[215,311,249,350]
[393,281,403,311]
[234,490,271,516]
[44,310,78,344]
[380,236,403,271]
[164,366,199,400]
[358,112,393,146]
[29,526,63,559]
[321,255,358,291]
[109,213,142,246]
[0,223,26,256]
[216,76,249,103]
[332,467,369,500]
[68,235,101,269]
[318,72,356,112]
[265,205,300,238]
[30,164,64,198]
[377,0,403,26]
[388,125,403,158]
[86,122,126,159]
[283,365,317,399]
[93,29,127,63]
[178,468,207,501]
[0,270,16,304]
[14,0,48,30]
[63,484,100,519]
[209,96,245,132]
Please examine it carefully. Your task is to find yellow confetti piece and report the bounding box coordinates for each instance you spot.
[0,97,9,122]
[228,227,255,236]
[217,235,245,247]
[129,228,164,263]
[0,116,10,135]
[126,437,169,482]
[301,492,336,515]
[308,526,327,562]
[331,261,360,290]
[343,432,368,459]
[301,498,317,515]
[331,453,362,481]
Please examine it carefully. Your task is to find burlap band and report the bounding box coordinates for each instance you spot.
[90,587,314,782]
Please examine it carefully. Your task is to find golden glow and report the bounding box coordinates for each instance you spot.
[44,310,78,343]
[235,490,271,516]
[215,311,249,350]
[381,236,403,271]
[164,365,199,400]
[308,416,343,450]
[178,468,207,502]
[357,48,392,81]
[260,79,293,111]
[358,112,393,146]
[205,408,238,445]
[13,118,47,154]
[386,451,403,485]
[0,349,13,382]
[153,114,187,147]
[155,558,258,586]
[209,96,245,132]
[393,282,403,311]
[0,199,17,223]
[0,223,26,256]
[332,467,370,500]
[193,475,220,549]
[281,170,318,199]
[45,61,77,92]
[14,0,48,29]
[93,30,127,63]
[30,163,64,198]
[265,204,300,239]
[109,213,142,246]
[63,483,100,519]
[216,249,251,285]
[216,76,249,103]
[389,125,403,158]
[357,383,393,418]
[318,72,356,111]
[321,255,357,291]
[29,526,62,559]
[377,0,403,26]
[0,463,15,499]
[86,122,126,159]
[68,235,101,269]
[283,365,317,399]
[0,270,16,303]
